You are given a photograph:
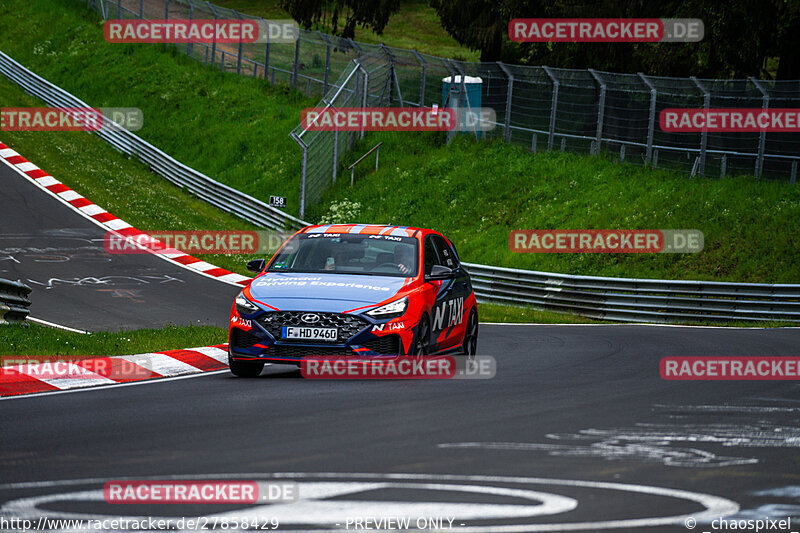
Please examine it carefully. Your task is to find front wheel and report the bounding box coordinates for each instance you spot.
[410,314,430,356]
[228,349,265,378]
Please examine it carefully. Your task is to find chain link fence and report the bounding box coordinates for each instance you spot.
[81,0,800,219]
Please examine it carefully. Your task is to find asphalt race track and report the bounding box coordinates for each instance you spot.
[0,160,240,331]
[3,325,800,531]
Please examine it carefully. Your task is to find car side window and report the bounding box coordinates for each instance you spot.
[432,236,457,269]
[424,236,441,274]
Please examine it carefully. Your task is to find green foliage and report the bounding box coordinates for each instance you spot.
[279,0,400,38]
[429,0,800,79]
[310,131,800,283]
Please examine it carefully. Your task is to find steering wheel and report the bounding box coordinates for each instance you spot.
[375,262,402,271]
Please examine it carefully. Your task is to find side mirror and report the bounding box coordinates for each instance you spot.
[425,264,454,281]
[246,259,266,273]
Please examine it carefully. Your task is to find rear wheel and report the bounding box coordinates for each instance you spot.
[461,308,479,356]
[228,349,265,378]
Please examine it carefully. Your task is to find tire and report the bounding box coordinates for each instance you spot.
[410,314,430,356]
[228,349,265,378]
[461,308,479,356]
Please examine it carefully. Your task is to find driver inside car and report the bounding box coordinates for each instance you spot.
[394,246,415,275]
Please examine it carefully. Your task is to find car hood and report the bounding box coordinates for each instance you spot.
[248,272,407,313]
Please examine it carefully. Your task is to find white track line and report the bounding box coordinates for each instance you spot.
[27,316,90,334]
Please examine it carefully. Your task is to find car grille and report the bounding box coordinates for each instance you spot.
[257,312,369,342]
[361,335,402,355]
[230,328,262,349]
[268,345,355,357]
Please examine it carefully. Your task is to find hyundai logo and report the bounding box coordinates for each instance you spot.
[300,313,321,324]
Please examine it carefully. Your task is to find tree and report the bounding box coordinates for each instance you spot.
[279,0,400,39]
[428,0,799,79]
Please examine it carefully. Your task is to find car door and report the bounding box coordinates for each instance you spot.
[427,234,469,350]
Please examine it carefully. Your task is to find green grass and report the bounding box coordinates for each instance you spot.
[0,324,227,356]
[0,76,260,276]
[213,0,479,61]
[309,131,800,283]
[478,304,599,324]
[0,0,314,219]
[0,0,797,304]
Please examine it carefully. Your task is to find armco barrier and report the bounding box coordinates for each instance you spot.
[0,279,32,324]
[2,50,798,324]
[463,263,800,323]
[0,51,304,231]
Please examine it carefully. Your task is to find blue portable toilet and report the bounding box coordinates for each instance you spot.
[441,75,483,138]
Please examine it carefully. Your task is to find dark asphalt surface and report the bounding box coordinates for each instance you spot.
[0,160,240,330]
[3,325,800,531]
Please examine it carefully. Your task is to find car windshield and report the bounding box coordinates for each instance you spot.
[267,233,419,277]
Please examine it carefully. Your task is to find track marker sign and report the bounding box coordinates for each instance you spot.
[270,196,287,208]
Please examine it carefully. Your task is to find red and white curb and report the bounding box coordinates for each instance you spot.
[0,140,252,286]
[0,344,232,397]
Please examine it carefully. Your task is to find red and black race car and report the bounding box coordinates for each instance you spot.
[227,224,478,377]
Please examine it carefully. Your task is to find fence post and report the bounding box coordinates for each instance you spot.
[588,69,606,156]
[348,38,361,61]
[691,76,709,176]
[318,31,331,96]
[164,0,169,20]
[412,50,426,107]
[186,0,194,57]
[333,126,339,183]
[291,132,308,220]
[389,47,405,106]
[750,77,769,179]
[638,73,657,164]
[263,19,271,80]
[542,66,559,151]
[292,32,301,88]
[116,0,121,19]
[234,10,244,75]
[381,44,397,106]
[139,0,143,19]
[356,61,369,140]
[209,4,218,69]
[497,62,514,143]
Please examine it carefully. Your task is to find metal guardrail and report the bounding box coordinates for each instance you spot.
[463,263,800,323]
[0,279,32,325]
[2,50,797,324]
[0,51,305,231]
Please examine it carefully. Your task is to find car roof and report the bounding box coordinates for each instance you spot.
[300,224,429,238]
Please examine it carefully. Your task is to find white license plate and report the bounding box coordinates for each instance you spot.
[282,326,338,341]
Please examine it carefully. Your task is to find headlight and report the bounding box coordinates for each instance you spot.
[235,293,259,315]
[366,297,408,319]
